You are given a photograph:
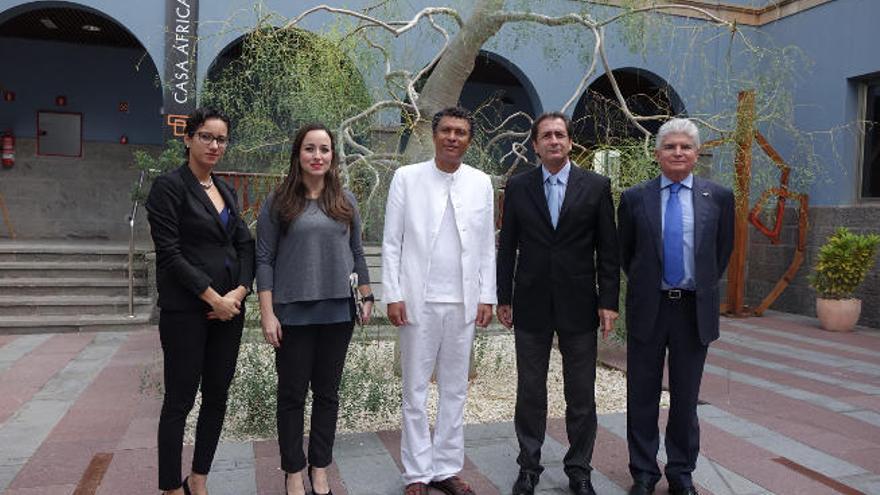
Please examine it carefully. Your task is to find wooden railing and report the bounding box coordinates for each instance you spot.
[213,171,285,220]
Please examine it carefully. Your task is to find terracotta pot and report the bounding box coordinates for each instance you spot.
[816,298,861,332]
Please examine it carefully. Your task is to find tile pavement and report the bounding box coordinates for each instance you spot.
[0,311,878,494]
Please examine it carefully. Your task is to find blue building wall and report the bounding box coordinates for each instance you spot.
[0,0,876,205]
[0,0,165,76]
[0,37,163,144]
[758,0,880,205]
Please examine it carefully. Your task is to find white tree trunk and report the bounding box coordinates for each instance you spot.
[402,0,505,163]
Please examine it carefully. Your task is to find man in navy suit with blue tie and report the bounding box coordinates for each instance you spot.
[617,118,734,495]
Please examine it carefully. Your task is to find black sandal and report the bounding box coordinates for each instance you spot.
[308,465,333,495]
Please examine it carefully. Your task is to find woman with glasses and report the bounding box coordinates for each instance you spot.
[256,123,373,495]
[146,107,255,495]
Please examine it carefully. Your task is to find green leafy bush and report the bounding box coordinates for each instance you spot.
[809,227,880,299]
[224,325,402,438]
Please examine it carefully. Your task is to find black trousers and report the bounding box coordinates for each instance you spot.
[157,309,244,490]
[276,321,354,473]
[514,323,598,481]
[626,294,708,490]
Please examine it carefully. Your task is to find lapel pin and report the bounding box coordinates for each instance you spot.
[702,191,710,197]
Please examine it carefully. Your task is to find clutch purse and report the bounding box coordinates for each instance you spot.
[350,273,365,325]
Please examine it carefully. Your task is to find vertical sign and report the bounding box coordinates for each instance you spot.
[164,0,199,140]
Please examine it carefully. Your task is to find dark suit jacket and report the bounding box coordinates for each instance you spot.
[618,175,735,345]
[497,164,620,332]
[145,164,255,312]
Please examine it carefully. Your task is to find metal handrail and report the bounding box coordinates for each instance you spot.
[127,169,147,317]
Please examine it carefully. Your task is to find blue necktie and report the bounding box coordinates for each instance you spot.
[547,176,560,228]
[663,182,684,287]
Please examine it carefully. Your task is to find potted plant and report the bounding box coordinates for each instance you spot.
[808,227,880,331]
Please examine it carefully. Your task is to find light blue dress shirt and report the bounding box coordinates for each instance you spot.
[660,173,695,290]
[542,161,571,220]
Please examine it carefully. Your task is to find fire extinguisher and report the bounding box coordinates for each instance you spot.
[1,132,13,168]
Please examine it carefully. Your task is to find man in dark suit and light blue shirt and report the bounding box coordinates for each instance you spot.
[617,118,735,495]
[497,112,620,495]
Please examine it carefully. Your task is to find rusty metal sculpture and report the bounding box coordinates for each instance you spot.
[746,132,810,315]
[705,90,810,316]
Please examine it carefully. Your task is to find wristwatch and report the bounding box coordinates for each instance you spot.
[360,293,375,303]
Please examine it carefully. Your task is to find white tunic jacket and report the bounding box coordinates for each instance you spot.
[382,159,497,324]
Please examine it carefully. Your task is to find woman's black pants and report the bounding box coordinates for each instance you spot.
[276,321,354,473]
[157,310,243,490]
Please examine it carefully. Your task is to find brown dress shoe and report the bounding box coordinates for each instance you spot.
[405,482,430,495]
[430,476,475,495]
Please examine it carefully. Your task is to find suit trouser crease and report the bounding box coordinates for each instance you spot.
[157,310,244,490]
[514,325,597,480]
[276,321,354,473]
[400,303,474,484]
[626,296,707,488]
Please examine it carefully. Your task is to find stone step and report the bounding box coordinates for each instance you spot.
[0,251,137,263]
[0,261,145,279]
[0,313,153,334]
[364,245,381,267]
[0,240,150,262]
[0,295,154,317]
[0,277,149,297]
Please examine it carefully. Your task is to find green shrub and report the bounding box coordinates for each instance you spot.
[809,227,880,299]
[226,342,278,438]
[224,325,403,438]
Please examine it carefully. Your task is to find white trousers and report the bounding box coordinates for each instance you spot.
[399,302,475,484]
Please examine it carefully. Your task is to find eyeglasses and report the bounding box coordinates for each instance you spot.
[195,132,229,147]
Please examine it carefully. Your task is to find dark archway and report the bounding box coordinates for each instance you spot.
[0,1,163,144]
[203,27,372,172]
[0,1,163,240]
[458,50,541,123]
[462,51,541,174]
[571,68,685,148]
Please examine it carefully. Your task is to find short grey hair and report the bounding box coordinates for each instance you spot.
[655,118,700,150]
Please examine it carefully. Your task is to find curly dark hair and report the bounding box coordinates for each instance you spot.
[183,107,231,157]
[272,123,353,232]
[184,107,231,137]
[431,106,475,136]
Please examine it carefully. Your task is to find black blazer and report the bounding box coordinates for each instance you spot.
[497,164,620,332]
[145,164,255,312]
[618,175,735,345]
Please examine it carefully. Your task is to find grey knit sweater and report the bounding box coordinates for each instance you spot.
[255,190,369,301]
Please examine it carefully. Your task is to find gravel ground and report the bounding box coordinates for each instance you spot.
[179,330,670,441]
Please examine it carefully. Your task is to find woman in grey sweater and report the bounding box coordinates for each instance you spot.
[256,123,373,495]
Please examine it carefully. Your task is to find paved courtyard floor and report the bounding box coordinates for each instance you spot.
[0,310,878,494]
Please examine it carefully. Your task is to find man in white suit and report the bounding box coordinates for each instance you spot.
[382,107,497,495]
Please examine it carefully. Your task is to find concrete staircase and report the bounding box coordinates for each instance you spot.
[364,244,383,302]
[0,240,154,333]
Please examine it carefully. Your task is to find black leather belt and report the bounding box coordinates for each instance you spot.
[662,289,695,300]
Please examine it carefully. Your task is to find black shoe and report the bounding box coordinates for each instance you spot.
[512,471,539,495]
[627,481,654,495]
[181,477,192,495]
[568,477,596,495]
[308,465,333,495]
[669,486,698,495]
